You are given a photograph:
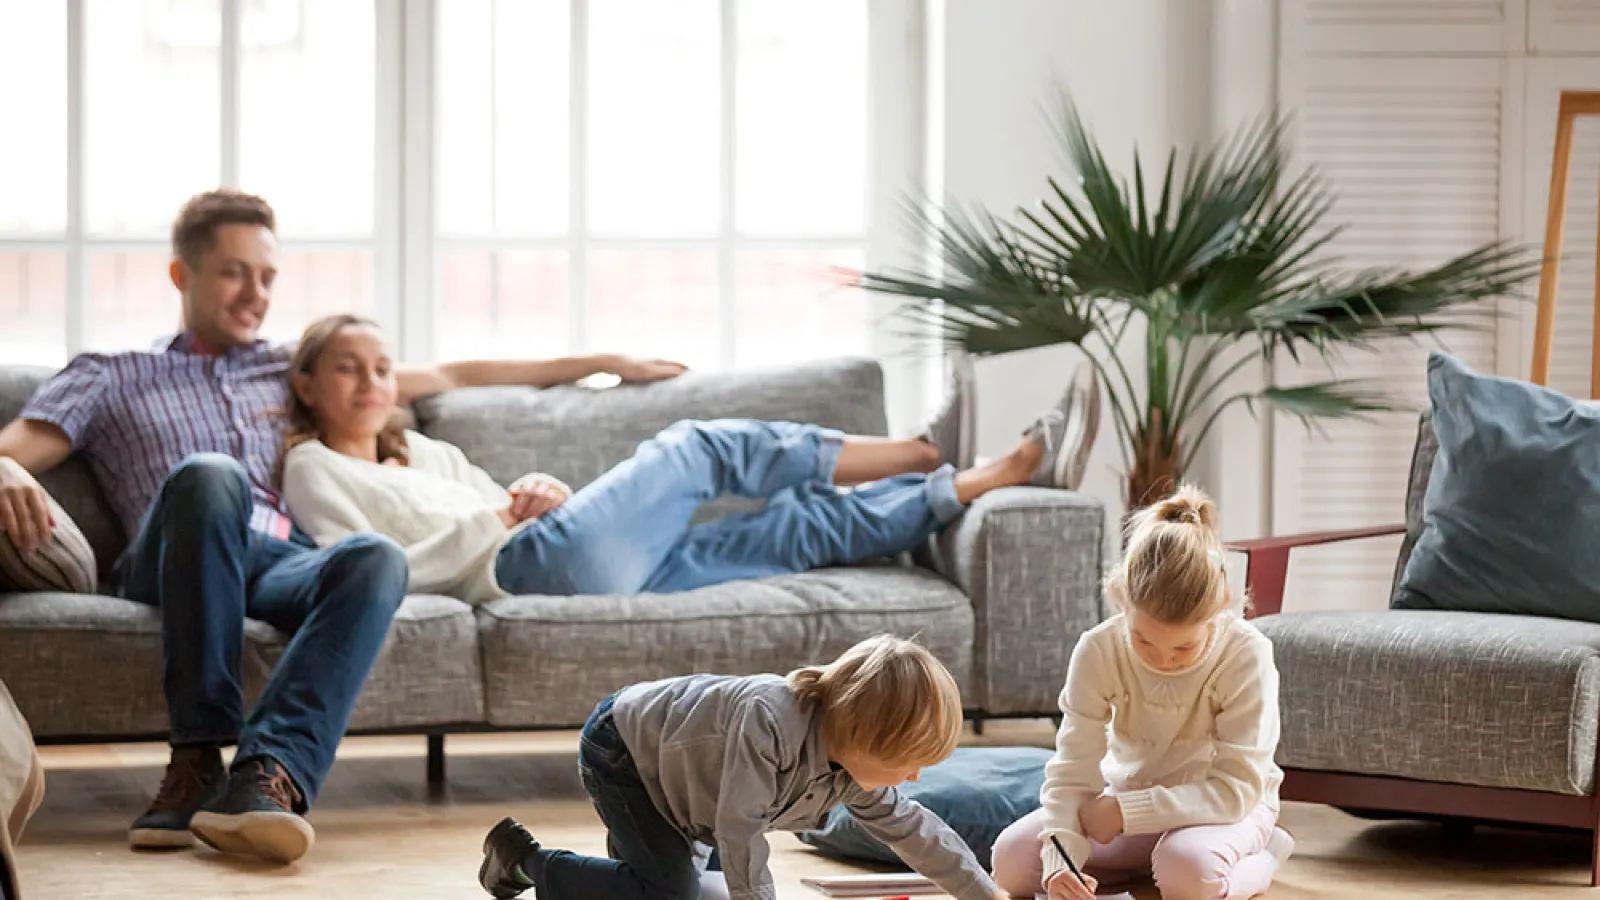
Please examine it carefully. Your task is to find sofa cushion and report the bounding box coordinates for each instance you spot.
[0,592,482,737]
[1256,609,1600,795]
[412,357,888,523]
[0,366,127,580]
[0,489,96,596]
[253,594,485,731]
[477,566,974,727]
[1393,351,1600,621]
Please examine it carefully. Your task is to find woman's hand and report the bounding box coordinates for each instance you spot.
[1078,795,1124,845]
[1046,869,1098,900]
[505,473,571,524]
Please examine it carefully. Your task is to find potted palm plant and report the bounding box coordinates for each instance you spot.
[852,93,1540,510]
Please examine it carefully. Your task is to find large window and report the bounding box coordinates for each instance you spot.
[0,0,910,378]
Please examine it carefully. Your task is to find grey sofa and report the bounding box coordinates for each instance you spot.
[0,356,1106,782]
[1230,410,1600,885]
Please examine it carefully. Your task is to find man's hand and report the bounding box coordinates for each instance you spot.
[1078,794,1124,845]
[604,355,687,384]
[1046,869,1098,900]
[0,457,55,554]
[505,473,571,524]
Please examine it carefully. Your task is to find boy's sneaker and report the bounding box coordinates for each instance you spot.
[1024,363,1100,490]
[128,744,226,850]
[480,816,543,899]
[918,347,977,470]
[188,756,315,864]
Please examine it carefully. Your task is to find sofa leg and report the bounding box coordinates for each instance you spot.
[970,715,985,737]
[427,734,446,787]
[1591,821,1600,887]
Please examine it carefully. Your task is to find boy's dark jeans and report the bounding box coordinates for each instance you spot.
[532,695,704,899]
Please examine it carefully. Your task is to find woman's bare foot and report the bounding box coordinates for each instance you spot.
[952,437,1043,504]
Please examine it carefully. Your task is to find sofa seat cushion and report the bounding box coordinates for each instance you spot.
[477,565,974,727]
[0,592,482,737]
[1256,609,1600,795]
[253,594,484,731]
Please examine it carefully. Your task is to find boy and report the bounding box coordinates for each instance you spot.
[478,634,1008,900]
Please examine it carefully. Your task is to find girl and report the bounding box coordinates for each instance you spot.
[991,486,1292,900]
[477,633,1012,900]
[276,314,1091,603]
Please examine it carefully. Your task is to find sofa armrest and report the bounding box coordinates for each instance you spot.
[1225,525,1405,618]
[922,486,1107,717]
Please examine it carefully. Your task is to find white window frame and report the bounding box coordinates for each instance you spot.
[6,0,929,427]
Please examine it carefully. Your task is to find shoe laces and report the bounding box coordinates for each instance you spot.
[149,748,218,814]
[1031,408,1065,452]
[247,760,303,813]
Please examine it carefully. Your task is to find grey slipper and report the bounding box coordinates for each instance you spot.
[1024,363,1100,489]
[918,347,977,470]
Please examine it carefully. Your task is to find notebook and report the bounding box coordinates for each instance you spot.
[798,873,1135,899]
[798,872,943,897]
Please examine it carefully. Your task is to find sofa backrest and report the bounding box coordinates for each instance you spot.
[1391,410,1437,602]
[412,357,889,519]
[0,366,127,580]
[0,356,889,572]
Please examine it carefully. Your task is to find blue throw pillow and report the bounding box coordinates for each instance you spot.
[795,745,1052,869]
[1394,351,1600,622]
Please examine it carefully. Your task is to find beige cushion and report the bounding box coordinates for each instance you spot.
[0,485,96,595]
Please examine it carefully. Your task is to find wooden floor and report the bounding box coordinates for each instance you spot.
[14,720,1600,898]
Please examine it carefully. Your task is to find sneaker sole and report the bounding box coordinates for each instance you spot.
[128,826,196,850]
[190,810,315,864]
[1056,365,1100,490]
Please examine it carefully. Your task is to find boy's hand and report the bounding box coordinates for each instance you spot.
[1078,794,1124,845]
[1046,869,1098,900]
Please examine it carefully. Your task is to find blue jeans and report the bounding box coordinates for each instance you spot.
[115,454,409,806]
[529,694,703,899]
[493,419,965,596]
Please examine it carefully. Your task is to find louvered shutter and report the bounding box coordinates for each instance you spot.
[1272,56,1509,612]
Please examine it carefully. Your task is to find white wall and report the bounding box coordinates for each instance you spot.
[930,0,1224,535]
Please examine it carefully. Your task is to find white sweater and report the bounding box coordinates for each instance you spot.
[1038,611,1282,882]
[280,433,536,604]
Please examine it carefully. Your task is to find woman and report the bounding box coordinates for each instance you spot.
[278,314,1088,604]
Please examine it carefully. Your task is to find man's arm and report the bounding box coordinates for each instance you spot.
[0,420,71,476]
[395,353,687,405]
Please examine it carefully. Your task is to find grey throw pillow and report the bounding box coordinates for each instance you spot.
[1393,351,1600,622]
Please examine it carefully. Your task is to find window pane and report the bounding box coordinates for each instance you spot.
[86,0,221,236]
[240,0,374,237]
[437,0,570,237]
[736,1,867,237]
[86,252,181,352]
[0,2,67,234]
[0,252,67,365]
[589,249,719,369]
[734,248,868,369]
[436,250,569,361]
[588,0,719,237]
[258,251,375,344]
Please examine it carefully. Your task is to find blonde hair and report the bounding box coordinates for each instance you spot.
[275,314,411,487]
[1106,483,1235,624]
[787,634,963,768]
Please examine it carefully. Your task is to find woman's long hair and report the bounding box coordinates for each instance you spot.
[275,314,410,487]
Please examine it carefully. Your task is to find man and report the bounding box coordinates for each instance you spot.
[0,189,685,865]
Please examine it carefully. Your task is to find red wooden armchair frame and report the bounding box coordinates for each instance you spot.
[1228,526,1600,886]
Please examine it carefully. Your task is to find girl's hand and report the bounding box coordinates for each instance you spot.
[1046,869,1098,900]
[1078,795,1124,845]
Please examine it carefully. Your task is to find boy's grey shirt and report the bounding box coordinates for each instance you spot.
[611,673,999,900]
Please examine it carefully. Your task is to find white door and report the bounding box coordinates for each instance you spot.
[1529,0,1600,55]
[1272,55,1514,612]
